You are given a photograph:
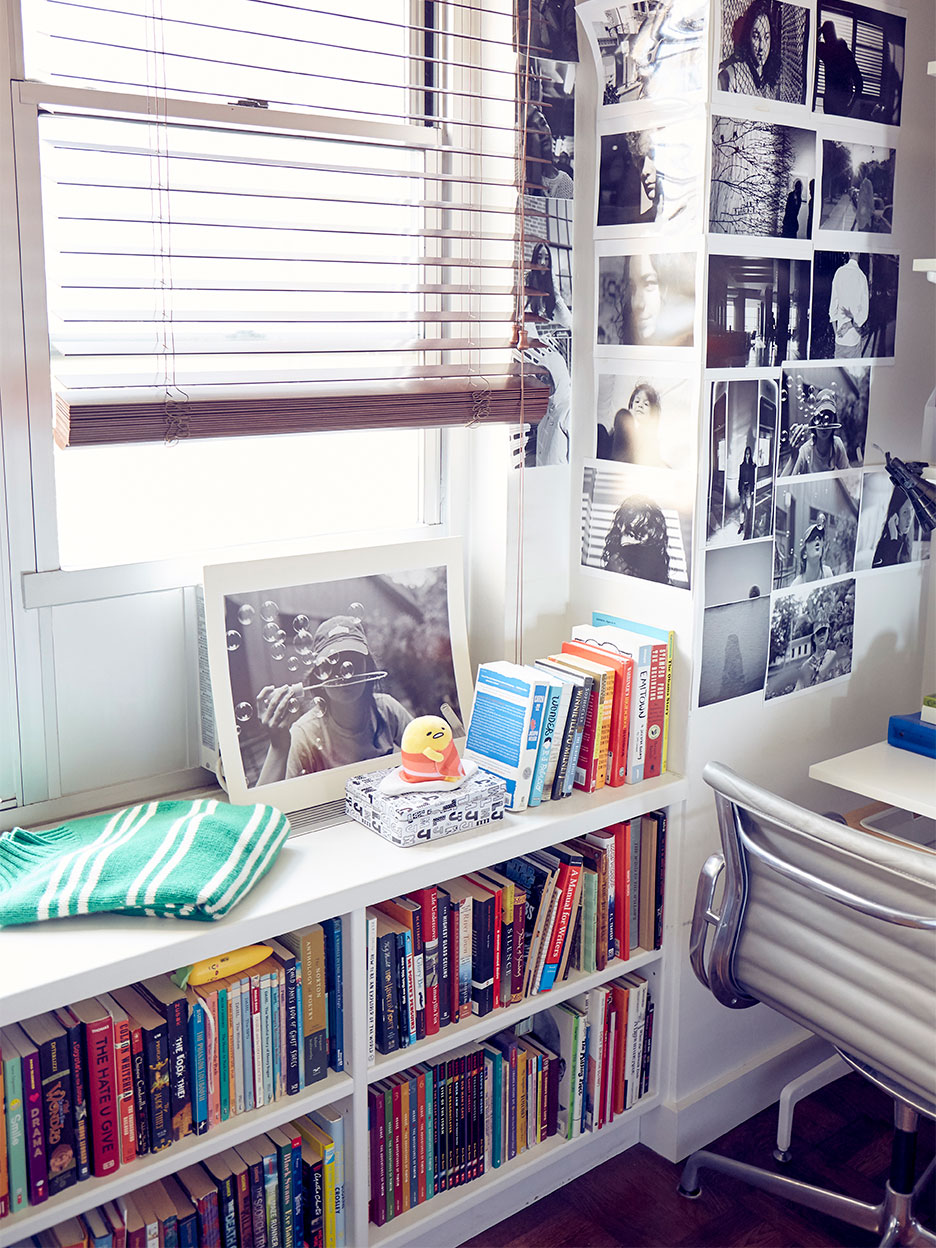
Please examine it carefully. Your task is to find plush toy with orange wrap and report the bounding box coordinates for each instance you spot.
[377,714,476,796]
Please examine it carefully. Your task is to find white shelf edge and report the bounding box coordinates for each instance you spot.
[0,1071,353,1246]
[0,772,685,1027]
[912,259,936,271]
[368,948,662,1082]
[928,59,936,76]
[369,1092,660,1248]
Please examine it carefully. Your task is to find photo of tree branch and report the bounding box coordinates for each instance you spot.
[710,116,816,239]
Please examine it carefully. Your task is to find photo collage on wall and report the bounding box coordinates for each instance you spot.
[518,0,578,468]
[580,0,707,589]
[699,0,919,706]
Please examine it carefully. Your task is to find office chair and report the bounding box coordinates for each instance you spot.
[678,762,936,1247]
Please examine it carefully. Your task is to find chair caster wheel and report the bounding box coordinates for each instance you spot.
[773,1148,793,1164]
[677,1185,701,1199]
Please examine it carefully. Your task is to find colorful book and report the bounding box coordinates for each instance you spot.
[95,994,136,1165]
[110,984,172,1153]
[592,612,674,773]
[66,999,120,1178]
[526,672,564,806]
[0,1026,28,1212]
[52,1005,90,1182]
[18,1012,77,1197]
[308,1106,345,1248]
[134,973,192,1141]
[320,917,345,1073]
[464,661,550,810]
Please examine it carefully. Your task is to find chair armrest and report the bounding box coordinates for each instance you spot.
[689,852,726,990]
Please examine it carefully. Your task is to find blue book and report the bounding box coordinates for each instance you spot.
[321,916,345,1073]
[268,938,300,1096]
[464,662,549,810]
[186,994,209,1134]
[527,675,563,807]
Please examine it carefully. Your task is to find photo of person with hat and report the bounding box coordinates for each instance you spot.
[791,515,835,585]
[256,613,413,784]
[787,388,850,475]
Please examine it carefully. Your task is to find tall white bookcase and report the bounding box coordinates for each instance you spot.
[0,771,685,1248]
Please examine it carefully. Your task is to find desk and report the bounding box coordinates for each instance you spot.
[809,740,936,820]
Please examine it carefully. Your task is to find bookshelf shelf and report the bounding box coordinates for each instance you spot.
[368,947,662,1082]
[0,1071,353,1246]
[0,772,684,1247]
[370,1092,660,1248]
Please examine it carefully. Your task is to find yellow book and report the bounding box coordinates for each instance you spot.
[293,1115,336,1248]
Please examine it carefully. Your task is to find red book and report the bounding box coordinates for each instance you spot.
[561,641,634,787]
[176,1162,221,1248]
[610,820,632,960]
[68,999,120,1177]
[609,979,631,1117]
[415,1068,427,1205]
[97,993,136,1165]
[599,990,615,1129]
[367,1086,387,1227]
[103,1199,128,1248]
[645,644,668,778]
[118,1190,147,1248]
[406,886,441,1035]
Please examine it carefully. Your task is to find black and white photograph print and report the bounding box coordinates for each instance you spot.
[855,470,925,570]
[517,0,580,63]
[706,540,775,606]
[766,576,855,699]
[583,0,707,108]
[773,470,862,588]
[524,195,573,332]
[201,539,475,814]
[710,116,815,239]
[596,368,694,470]
[521,331,572,466]
[597,250,696,349]
[780,364,869,474]
[810,250,898,360]
[814,2,905,126]
[581,460,693,589]
[819,139,896,234]
[525,58,576,199]
[707,378,779,545]
[699,596,771,706]
[717,0,810,105]
[707,254,811,368]
[597,117,702,230]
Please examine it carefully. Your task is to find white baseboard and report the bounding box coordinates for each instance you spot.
[639,1034,835,1162]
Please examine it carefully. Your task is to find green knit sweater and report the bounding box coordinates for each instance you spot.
[0,798,291,926]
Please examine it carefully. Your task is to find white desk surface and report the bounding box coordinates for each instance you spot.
[809,740,936,821]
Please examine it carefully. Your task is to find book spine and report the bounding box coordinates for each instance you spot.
[261,973,275,1107]
[247,1160,266,1248]
[549,683,578,799]
[276,1139,295,1248]
[458,898,473,1021]
[141,1022,172,1153]
[160,998,191,1142]
[242,979,255,1112]
[368,1089,386,1226]
[111,1015,136,1164]
[410,907,426,1042]
[510,891,526,1004]
[394,933,410,1048]
[305,929,329,1086]
[40,1027,77,1195]
[644,645,667,777]
[84,1018,120,1177]
[374,931,398,1056]
[527,682,561,807]
[539,863,582,991]
[218,987,230,1119]
[280,959,300,1096]
[322,917,345,1073]
[249,975,264,1110]
[188,1001,209,1135]
[641,996,655,1096]
[58,1015,90,1182]
[216,1173,238,1248]
[2,1048,27,1212]
[447,898,461,1025]
[21,1046,48,1203]
[436,891,450,1029]
[470,896,495,1016]
[415,1071,427,1206]
[366,916,378,1064]
[573,678,601,792]
[653,810,667,950]
[401,928,417,1044]
[230,981,244,1115]
[128,1024,150,1159]
[234,1166,253,1248]
[626,659,649,784]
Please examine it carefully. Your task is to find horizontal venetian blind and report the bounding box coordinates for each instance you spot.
[22,0,549,444]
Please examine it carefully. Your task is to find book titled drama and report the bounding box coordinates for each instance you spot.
[464,662,549,811]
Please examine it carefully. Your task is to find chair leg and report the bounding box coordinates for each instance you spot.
[678,1149,881,1233]
[774,1054,852,1162]
[903,1223,936,1247]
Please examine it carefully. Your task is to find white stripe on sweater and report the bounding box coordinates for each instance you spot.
[125,801,205,908]
[45,805,139,920]
[208,811,289,917]
[76,801,161,915]
[205,807,287,916]
[143,800,219,907]
[194,803,267,907]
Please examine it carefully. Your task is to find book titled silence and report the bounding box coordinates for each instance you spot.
[464,662,549,811]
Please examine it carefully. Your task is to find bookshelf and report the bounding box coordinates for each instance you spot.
[0,771,686,1248]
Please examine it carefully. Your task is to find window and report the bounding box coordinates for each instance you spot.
[13,0,543,568]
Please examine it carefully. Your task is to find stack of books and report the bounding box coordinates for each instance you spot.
[13,1107,345,1247]
[464,614,673,810]
[0,923,344,1219]
[365,814,666,1058]
[368,980,654,1227]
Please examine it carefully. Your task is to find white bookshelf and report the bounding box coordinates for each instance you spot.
[0,772,686,1247]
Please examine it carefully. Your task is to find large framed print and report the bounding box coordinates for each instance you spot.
[203,538,473,812]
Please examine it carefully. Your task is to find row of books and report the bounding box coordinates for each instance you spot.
[22,1106,345,1248]
[368,977,653,1227]
[464,613,673,810]
[0,922,343,1218]
[367,814,666,1057]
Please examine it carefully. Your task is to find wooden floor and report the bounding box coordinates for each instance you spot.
[461,1074,936,1247]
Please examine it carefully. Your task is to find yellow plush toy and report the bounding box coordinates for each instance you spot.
[399,716,465,785]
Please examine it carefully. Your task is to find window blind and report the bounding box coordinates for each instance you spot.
[21,0,550,445]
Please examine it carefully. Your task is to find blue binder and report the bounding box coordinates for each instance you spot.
[887,712,936,759]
